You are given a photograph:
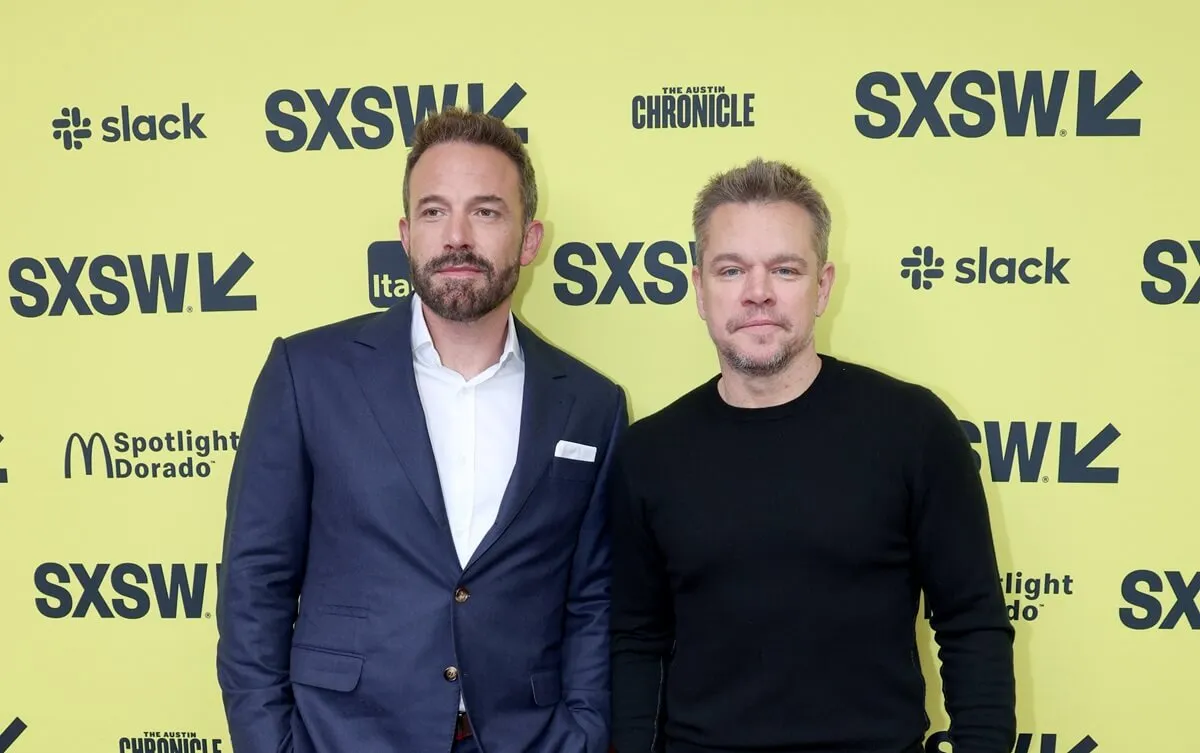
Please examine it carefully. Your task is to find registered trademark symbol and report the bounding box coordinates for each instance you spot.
[186,306,193,313]
[1042,476,1049,483]
[1059,129,1067,137]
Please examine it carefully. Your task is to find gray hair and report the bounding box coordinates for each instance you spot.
[691,157,832,268]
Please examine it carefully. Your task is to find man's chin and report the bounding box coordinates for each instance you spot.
[719,339,801,377]
[420,284,515,323]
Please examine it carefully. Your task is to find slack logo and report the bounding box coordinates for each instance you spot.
[367,241,412,308]
[901,245,1070,290]
[50,103,206,151]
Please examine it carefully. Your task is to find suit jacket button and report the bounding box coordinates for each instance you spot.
[444,666,459,682]
[454,587,470,603]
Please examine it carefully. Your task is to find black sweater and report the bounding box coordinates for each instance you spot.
[609,355,1015,753]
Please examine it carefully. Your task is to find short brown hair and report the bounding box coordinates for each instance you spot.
[691,157,832,267]
[403,107,538,225]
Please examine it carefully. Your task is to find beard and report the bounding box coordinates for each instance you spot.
[720,340,800,377]
[719,321,811,377]
[410,247,520,323]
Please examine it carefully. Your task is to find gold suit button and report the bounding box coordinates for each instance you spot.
[444,666,459,682]
[454,587,470,603]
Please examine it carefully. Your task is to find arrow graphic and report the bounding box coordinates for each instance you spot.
[1059,422,1121,483]
[1015,733,1098,753]
[0,718,26,752]
[198,252,257,312]
[0,433,7,483]
[1077,69,1141,136]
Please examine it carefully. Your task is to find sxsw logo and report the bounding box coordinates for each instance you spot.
[51,103,206,151]
[0,718,26,753]
[855,69,1140,138]
[34,562,218,619]
[367,241,413,308]
[1142,238,1200,305]
[265,82,528,152]
[1119,570,1200,630]
[554,240,695,306]
[901,245,1069,290]
[7,252,255,316]
[927,731,1096,753]
[960,420,1120,484]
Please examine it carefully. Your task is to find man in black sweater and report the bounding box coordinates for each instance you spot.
[608,158,1016,753]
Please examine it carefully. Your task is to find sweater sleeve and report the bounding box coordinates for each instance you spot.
[910,389,1017,753]
[609,443,674,753]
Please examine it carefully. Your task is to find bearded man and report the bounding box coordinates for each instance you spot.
[217,108,627,753]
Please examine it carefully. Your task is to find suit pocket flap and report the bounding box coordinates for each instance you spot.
[547,456,597,483]
[291,645,363,692]
[530,669,561,706]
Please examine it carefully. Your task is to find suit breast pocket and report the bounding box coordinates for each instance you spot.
[547,456,598,484]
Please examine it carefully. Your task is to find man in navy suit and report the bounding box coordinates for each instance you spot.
[216,108,627,753]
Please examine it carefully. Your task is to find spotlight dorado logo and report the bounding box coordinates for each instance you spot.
[64,429,240,480]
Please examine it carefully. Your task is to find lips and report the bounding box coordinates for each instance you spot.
[739,319,780,329]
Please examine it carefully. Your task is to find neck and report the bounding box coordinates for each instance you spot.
[421,299,512,379]
[717,347,823,409]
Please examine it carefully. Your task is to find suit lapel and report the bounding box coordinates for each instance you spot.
[351,301,452,534]
[465,319,573,573]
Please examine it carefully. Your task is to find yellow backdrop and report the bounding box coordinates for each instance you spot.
[2,1,1196,751]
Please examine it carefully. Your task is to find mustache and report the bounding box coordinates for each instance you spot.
[727,311,791,333]
[425,249,494,274]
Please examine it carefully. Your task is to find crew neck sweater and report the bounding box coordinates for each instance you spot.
[608,355,1016,753]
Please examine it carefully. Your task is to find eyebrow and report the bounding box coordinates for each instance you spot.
[707,252,809,268]
[416,194,509,209]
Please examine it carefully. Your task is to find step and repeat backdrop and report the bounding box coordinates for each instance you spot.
[1,1,1196,751]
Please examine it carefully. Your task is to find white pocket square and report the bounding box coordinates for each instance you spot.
[555,440,597,463]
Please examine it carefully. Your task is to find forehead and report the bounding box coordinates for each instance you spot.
[409,141,520,195]
[705,201,817,258]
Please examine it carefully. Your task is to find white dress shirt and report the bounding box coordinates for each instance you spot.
[410,294,524,712]
[411,294,524,569]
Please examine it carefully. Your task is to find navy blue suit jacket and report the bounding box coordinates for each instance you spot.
[216,299,627,753]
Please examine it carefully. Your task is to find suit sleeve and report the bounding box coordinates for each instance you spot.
[216,337,312,753]
[552,385,629,753]
[910,388,1016,753]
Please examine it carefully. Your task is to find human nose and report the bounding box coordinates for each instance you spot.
[445,210,473,249]
[741,267,774,306]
